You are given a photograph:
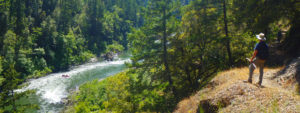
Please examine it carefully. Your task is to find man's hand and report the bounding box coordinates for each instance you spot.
[250,58,253,63]
[250,50,258,63]
[246,58,252,63]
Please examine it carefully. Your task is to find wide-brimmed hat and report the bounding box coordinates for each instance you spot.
[256,33,266,41]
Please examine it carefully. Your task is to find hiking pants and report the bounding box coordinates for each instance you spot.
[248,58,266,85]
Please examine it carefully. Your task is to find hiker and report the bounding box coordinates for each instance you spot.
[277,30,282,43]
[246,33,269,86]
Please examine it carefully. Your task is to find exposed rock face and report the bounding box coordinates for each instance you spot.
[103,52,114,61]
[274,57,300,93]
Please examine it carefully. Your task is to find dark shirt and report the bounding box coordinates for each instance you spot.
[277,31,282,37]
[277,31,282,42]
[254,41,269,60]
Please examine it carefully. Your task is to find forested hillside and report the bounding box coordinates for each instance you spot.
[0,0,142,112]
[0,0,299,112]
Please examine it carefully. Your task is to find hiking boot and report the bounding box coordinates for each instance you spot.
[253,82,265,88]
[243,80,252,83]
[255,82,262,87]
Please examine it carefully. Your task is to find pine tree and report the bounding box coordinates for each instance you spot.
[223,0,232,66]
[0,64,21,112]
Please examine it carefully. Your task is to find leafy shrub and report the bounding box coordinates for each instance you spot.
[105,41,124,54]
[231,32,257,66]
[75,51,95,64]
[67,70,169,113]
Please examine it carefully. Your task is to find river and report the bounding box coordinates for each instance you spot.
[15,55,130,113]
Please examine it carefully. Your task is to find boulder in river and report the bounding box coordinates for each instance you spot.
[103,52,114,61]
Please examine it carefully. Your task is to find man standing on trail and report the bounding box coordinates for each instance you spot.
[277,30,282,43]
[246,33,269,86]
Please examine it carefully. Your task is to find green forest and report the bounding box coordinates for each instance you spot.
[0,0,299,112]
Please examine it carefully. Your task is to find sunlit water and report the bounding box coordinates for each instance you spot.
[15,57,130,113]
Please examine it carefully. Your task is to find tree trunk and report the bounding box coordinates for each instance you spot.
[223,0,232,66]
[11,90,16,111]
[162,7,172,87]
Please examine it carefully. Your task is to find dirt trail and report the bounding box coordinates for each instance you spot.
[174,64,300,113]
[255,69,282,89]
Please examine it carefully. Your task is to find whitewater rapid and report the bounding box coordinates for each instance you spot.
[15,58,130,112]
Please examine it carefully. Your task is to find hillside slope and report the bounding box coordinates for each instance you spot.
[174,57,300,113]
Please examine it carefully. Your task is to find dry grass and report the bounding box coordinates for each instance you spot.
[174,95,200,113]
[174,67,300,113]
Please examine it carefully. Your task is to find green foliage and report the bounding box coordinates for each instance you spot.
[74,102,91,113]
[103,6,123,40]
[1,0,299,112]
[232,0,292,32]
[167,0,226,96]
[0,64,22,102]
[106,41,124,54]
[76,51,95,64]
[54,29,96,69]
[0,57,3,86]
[1,0,139,72]
[0,64,38,112]
[67,70,168,113]
[28,67,52,79]
[2,30,17,63]
[1,0,141,111]
[231,32,257,66]
[127,0,230,111]
[0,57,2,74]
[16,50,35,75]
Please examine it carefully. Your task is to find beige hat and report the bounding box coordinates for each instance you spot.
[256,33,266,41]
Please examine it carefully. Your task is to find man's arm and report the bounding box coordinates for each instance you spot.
[250,50,258,63]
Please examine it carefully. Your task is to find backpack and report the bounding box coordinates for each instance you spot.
[256,42,269,60]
